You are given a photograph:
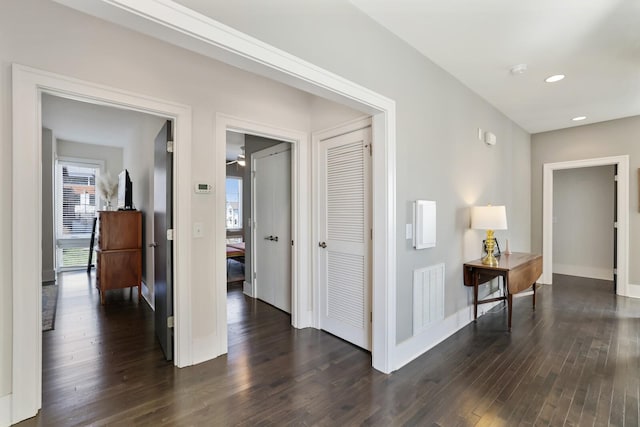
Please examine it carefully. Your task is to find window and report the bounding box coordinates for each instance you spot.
[56,160,101,269]
[225,177,243,230]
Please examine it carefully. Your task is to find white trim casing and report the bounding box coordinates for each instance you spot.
[627,284,640,299]
[59,0,397,372]
[0,394,11,427]
[11,64,193,423]
[551,264,613,281]
[542,156,629,297]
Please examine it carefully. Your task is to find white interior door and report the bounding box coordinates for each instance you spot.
[319,127,372,350]
[253,143,292,313]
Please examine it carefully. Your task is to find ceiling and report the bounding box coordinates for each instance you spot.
[350,0,640,133]
[42,93,162,147]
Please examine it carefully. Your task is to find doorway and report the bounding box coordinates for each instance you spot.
[11,65,193,422]
[41,94,175,355]
[552,166,615,287]
[542,155,629,297]
[218,117,303,355]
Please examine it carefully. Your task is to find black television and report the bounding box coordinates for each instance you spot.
[117,169,133,210]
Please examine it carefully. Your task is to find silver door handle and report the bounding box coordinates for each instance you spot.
[319,241,327,248]
[149,242,158,247]
[265,235,273,241]
[273,236,279,242]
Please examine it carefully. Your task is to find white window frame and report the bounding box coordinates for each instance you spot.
[225,176,243,231]
[55,156,104,271]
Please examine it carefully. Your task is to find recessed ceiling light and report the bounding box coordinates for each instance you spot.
[545,74,565,83]
[572,116,587,121]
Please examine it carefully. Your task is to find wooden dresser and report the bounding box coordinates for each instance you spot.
[96,210,142,304]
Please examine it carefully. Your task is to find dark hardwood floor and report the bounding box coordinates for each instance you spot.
[18,273,639,426]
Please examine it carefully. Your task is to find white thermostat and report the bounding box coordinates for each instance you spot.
[194,183,212,194]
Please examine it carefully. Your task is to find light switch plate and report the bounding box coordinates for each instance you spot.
[193,222,204,238]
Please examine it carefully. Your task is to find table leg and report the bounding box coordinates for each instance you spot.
[473,271,479,321]
[507,293,513,330]
[532,282,536,309]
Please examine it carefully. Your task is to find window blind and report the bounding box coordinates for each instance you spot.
[57,163,98,238]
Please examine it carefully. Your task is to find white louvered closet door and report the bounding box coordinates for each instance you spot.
[319,127,371,350]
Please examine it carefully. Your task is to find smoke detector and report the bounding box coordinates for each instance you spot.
[510,64,528,75]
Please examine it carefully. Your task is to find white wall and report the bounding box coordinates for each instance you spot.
[0,0,372,398]
[173,0,532,342]
[553,166,615,280]
[531,116,640,285]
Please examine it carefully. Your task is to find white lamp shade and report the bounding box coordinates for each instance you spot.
[471,205,507,230]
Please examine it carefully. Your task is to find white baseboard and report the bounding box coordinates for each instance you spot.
[627,283,640,299]
[553,264,613,281]
[0,394,11,427]
[394,288,504,370]
[141,280,154,310]
[243,281,253,297]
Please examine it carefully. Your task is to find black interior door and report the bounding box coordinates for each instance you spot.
[613,164,618,293]
[154,120,174,360]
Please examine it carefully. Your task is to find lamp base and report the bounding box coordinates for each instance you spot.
[482,229,499,266]
[481,253,499,266]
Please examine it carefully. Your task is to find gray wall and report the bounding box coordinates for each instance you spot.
[174,0,532,342]
[41,128,56,282]
[56,140,123,180]
[553,166,614,280]
[531,116,640,285]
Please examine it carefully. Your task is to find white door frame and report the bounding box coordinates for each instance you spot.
[11,64,193,423]
[542,155,629,297]
[215,114,310,355]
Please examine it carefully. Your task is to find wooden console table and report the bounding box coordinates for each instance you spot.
[463,252,542,330]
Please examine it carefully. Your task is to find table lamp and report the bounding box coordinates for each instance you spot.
[471,205,507,266]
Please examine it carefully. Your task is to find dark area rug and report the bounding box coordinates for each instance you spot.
[42,282,59,332]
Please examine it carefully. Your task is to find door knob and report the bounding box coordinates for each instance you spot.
[273,236,279,242]
[149,242,158,247]
[265,235,273,240]
[319,241,327,248]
